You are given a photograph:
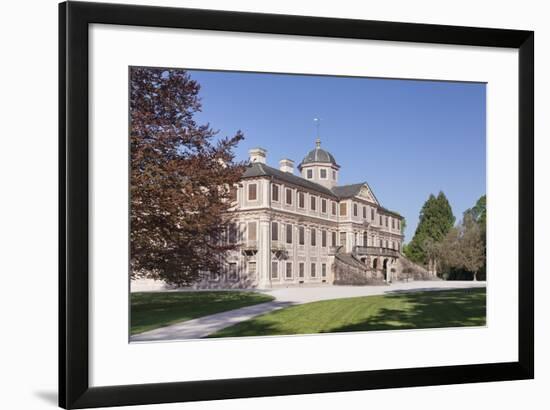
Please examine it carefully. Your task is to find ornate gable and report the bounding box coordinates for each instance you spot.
[357,184,378,205]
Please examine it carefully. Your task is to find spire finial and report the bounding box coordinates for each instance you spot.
[313,117,321,147]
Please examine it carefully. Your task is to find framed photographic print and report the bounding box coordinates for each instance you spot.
[59,1,534,408]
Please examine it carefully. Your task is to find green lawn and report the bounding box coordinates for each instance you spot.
[130,291,275,335]
[209,288,486,338]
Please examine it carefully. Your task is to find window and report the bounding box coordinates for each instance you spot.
[321,199,327,213]
[353,203,358,217]
[331,202,337,215]
[310,196,316,211]
[248,183,257,200]
[286,224,293,244]
[311,228,317,246]
[340,203,347,216]
[299,226,305,245]
[385,240,389,248]
[228,263,238,280]
[371,208,375,220]
[271,222,278,241]
[379,215,383,225]
[331,231,336,247]
[363,206,366,219]
[286,262,293,279]
[322,230,327,247]
[299,262,305,278]
[332,170,336,179]
[298,192,305,208]
[391,218,395,229]
[248,261,256,274]
[307,169,313,179]
[247,221,257,241]
[228,223,237,244]
[363,232,368,246]
[340,232,347,247]
[230,185,238,202]
[397,220,401,230]
[286,188,293,205]
[311,263,316,278]
[322,263,327,277]
[385,216,389,227]
[272,184,279,202]
[320,169,327,179]
[271,261,278,279]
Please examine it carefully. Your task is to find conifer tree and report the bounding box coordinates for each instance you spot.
[405,191,455,264]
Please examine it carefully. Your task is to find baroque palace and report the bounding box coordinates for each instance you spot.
[192,139,431,289]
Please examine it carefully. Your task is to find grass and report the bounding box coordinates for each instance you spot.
[130,291,275,335]
[209,288,486,338]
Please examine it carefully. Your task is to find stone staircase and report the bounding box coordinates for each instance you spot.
[333,250,438,285]
[395,256,438,281]
[333,253,386,286]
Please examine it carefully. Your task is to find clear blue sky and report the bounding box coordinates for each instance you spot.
[187,69,486,242]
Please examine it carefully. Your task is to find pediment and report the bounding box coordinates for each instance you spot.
[357,184,378,205]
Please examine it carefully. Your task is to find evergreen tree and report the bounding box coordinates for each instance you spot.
[462,194,487,279]
[405,191,455,264]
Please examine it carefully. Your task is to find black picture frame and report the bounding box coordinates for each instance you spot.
[59,1,534,408]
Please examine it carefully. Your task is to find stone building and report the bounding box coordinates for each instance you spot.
[190,139,431,290]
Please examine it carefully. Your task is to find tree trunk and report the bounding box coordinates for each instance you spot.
[472,271,477,281]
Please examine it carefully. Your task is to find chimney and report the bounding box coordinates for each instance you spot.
[249,147,267,164]
[279,158,294,174]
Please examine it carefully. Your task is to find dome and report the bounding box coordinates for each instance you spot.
[299,139,337,168]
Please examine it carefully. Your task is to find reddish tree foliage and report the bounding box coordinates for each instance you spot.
[130,67,246,285]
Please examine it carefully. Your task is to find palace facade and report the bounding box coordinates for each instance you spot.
[191,139,428,290]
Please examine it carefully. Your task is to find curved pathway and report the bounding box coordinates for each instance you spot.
[130,280,486,342]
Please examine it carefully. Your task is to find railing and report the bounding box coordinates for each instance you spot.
[352,246,400,258]
[241,240,257,248]
[241,241,258,256]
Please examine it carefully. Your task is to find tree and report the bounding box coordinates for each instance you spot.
[439,214,485,281]
[130,67,246,286]
[463,195,487,279]
[458,214,485,281]
[464,195,486,228]
[405,191,455,264]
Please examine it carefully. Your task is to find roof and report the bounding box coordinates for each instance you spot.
[379,207,403,219]
[241,163,403,219]
[298,139,338,168]
[242,162,337,197]
[331,183,365,199]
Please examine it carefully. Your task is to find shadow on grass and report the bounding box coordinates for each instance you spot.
[331,288,486,333]
[209,288,486,338]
